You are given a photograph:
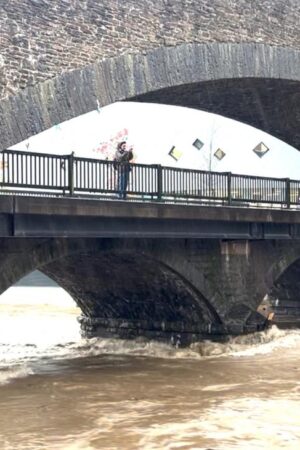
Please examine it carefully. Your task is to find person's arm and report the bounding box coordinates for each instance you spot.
[128,150,133,161]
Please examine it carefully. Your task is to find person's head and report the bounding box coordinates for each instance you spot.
[117,141,127,152]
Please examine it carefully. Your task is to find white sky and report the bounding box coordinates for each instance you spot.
[10,102,300,179]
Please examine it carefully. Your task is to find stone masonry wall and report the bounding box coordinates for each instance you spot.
[0,0,300,99]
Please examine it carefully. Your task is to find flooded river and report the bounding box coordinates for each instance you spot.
[1,287,300,450]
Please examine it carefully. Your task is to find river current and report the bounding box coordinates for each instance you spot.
[1,287,300,450]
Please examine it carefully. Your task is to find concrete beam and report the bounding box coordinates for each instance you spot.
[1,195,300,238]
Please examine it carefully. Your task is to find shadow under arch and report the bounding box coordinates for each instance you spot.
[1,42,300,150]
[261,255,300,328]
[131,77,300,149]
[39,247,224,343]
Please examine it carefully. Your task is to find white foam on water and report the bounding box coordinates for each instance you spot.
[2,286,300,385]
[0,364,34,385]
[227,326,300,357]
[48,325,300,362]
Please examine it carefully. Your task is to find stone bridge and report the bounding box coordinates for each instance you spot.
[1,0,300,343]
[1,195,300,342]
[2,235,300,343]
[0,0,300,150]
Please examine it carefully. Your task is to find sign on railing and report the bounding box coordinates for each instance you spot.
[0,149,299,208]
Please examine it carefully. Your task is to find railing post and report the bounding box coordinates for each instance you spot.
[286,178,291,208]
[157,164,162,201]
[68,151,75,195]
[0,151,3,187]
[227,172,232,205]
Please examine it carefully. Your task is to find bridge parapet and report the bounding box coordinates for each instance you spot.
[1,149,300,209]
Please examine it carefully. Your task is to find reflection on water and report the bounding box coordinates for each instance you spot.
[1,287,300,449]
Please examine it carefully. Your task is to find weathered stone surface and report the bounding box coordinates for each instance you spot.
[0,1,300,150]
[1,0,300,99]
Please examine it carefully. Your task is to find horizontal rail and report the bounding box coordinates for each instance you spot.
[0,149,300,209]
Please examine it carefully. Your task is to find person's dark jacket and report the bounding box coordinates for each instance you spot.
[113,149,133,170]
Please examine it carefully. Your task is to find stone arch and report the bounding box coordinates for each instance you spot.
[264,242,300,294]
[0,237,98,296]
[250,241,300,327]
[40,247,224,343]
[1,43,300,150]
[0,237,224,342]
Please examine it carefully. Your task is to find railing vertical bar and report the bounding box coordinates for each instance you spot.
[30,154,33,186]
[85,160,88,191]
[56,158,59,188]
[99,160,101,192]
[18,154,21,184]
[138,164,141,194]
[10,152,13,184]
[89,161,91,190]
[81,158,83,191]
[1,152,4,184]
[9,153,11,184]
[56,157,58,188]
[30,154,32,186]
[55,157,57,188]
[9,154,14,183]
[3,152,6,184]
[62,157,64,189]
[17,153,19,184]
[22,154,25,185]
[33,154,36,186]
[59,157,62,188]
[286,178,290,208]
[86,160,89,190]
[50,157,53,187]
[142,165,144,195]
[148,166,151,196]
[17,153,20,184]
[42,155,45,188]
[46,155,49,187]
[3,151,6,184]
[79,159,82,190]
[134,164,137,194]
[8,152,11,184]
[20,155,23,184]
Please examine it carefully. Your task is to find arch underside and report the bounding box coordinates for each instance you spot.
[262,257,300,327]
[131,78,300,149]
[40,249,224,344]
[1,43,300,150]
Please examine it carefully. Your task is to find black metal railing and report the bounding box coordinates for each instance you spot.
[1,149,300,208]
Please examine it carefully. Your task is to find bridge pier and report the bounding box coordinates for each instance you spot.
[77,316,226,345]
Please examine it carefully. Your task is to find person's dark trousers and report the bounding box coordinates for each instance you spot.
[118,168,129,199]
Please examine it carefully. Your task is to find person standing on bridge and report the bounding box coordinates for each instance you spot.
[113,141,133,199]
